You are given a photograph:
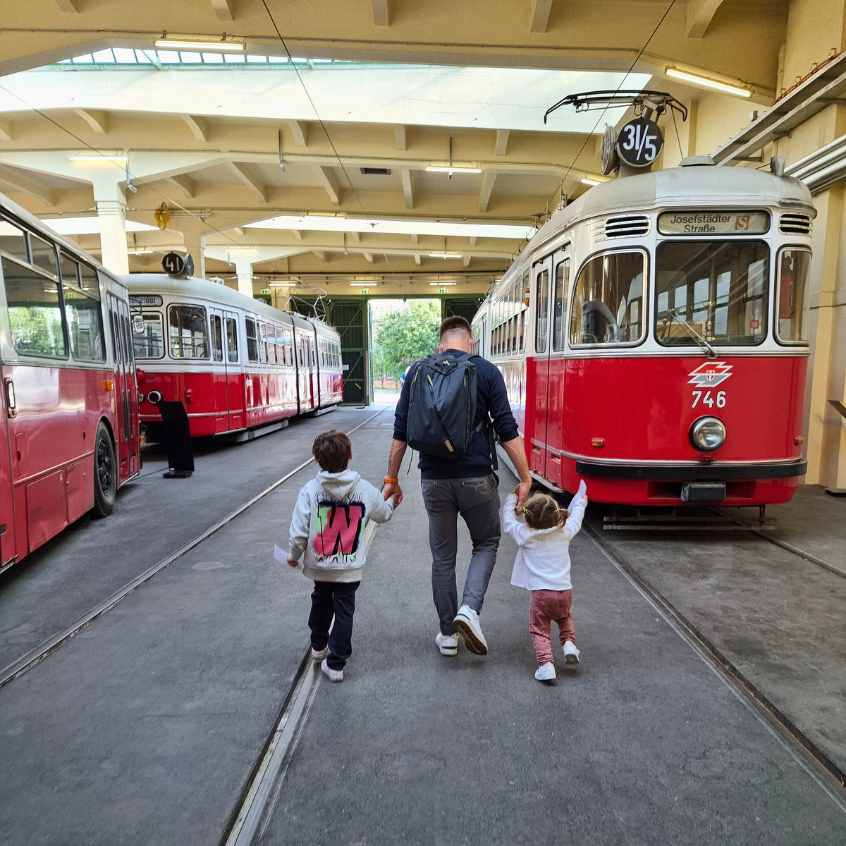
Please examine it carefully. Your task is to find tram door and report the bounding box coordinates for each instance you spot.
[209,308,229,433]
[545,250,571,489]
[223,312,242,430]
[107,292,133,478]
[528,256,553,480]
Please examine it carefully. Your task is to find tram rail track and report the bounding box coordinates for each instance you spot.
[0,410,383,692]
[583,519,846,803]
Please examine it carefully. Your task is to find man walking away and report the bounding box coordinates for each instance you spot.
[384,316,532,657]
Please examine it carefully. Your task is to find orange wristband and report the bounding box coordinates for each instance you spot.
[384,476,398,484]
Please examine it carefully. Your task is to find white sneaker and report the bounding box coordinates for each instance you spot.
[453,605,488,655]
[534,662,557,683]
[320,658,344,682]
[563,640,580,670]
[435,632,459,656]
[311,646,328,662]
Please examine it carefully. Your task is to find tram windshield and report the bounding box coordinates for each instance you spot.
[655,240,769,347]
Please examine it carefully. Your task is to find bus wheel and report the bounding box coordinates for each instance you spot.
[93,423,117,518]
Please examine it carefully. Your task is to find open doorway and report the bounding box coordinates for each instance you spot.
[369,298,441,408]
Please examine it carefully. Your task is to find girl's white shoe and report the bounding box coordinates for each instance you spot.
[563,640,581,669]
[435,632,459,656]
[534,662,556,683]
[320,659,344,682]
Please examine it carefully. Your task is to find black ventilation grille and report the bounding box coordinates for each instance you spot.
[605,215,649,237]
[780,213,811,234]
[360,167,392,176]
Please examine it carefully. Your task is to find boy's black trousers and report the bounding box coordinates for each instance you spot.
[308,581,360,670]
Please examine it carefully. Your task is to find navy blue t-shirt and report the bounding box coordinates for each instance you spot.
[392,350,519,479]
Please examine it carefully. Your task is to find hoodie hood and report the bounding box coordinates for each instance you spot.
[316,468,361,499]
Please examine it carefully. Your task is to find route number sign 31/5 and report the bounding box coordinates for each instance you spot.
[616,117,664,168]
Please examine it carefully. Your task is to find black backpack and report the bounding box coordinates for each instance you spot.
[406,351,483,460]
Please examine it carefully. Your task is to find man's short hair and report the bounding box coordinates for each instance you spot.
[439,315,472,338]
[312,430,351,472]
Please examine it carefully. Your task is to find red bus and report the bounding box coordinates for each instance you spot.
[0,195,140,572]
[126,274,343,440]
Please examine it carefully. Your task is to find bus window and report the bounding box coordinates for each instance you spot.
[133,312,164,358]
[225,317,239,362]
[64,286,106,361]
[168,304,209,359]
[28,233,58,277]
[245,318,258,362]
[3,258,67,358]
[210,314,224,362]
[0,220,28,263]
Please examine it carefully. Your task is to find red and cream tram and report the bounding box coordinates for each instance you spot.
[127,275,343,439]
[475,160,813,506]
[0,194,140,569]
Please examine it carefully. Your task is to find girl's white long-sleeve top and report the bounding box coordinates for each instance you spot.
[502,481,588,591]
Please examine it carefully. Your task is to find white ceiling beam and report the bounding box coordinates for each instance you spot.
[414,253,422,266]
[480,171,497,212]
[289,120,309,147]
[56,0,80,11]
[210,0,234,20]
[227,162,267,202]
[0,121,13,142]
[181,115,209,143]
[372,0,390,26]
[393,125,407,151]
[165,174,196,199]
[400,168,414,210]
[529,0,554,33]
[315,165,341,204]
[75,109,108,135]
[0,165,55,205]
[686,0,726,37]
[495,129,510,156]
[363,252,375,263]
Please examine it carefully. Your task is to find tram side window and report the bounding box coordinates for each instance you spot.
[210,314,224,362]
[655,241,767,347]
[0,220,28,263]
[570,251,645,346]
[64,286,106,361]
[245,318,259,363]
[133,312,165,358]
[3,258,67,358]
[168,304,209,359]
[28,233,58,277]
[535,269,550,353]
[552,259,570,351]
[261,322,276,364]
[60,253,80,287]
[78,264,100,297]
[225,317,239,363]
[777,249,810,344]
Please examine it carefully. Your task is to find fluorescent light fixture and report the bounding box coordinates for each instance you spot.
[128,248,154,255]
[155,36,245,52]
[425,165,483,174]
[39,217,157,235]
[352,278,380,283]
[428,252,462,259]
[68,153,128,165]
[269,281,299,288]
[666,67,751,98]
[429,281,458,286]
[349,282,376,287]
[580,177,602,186]
[247,214,535,241]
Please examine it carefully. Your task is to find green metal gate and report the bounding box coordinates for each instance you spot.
[291,297,369,405]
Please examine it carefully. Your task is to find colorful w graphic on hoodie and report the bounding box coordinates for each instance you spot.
[313,501,365,558]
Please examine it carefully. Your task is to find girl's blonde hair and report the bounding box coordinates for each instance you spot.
[522,492,567,530]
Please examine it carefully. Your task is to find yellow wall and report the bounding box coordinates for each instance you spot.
[782,0,846,90]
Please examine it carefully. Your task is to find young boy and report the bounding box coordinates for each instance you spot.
[287,430,396,682]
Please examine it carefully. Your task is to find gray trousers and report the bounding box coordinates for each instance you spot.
[421,475,501,635]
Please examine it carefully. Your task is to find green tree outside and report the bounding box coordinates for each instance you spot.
[374,300,440,379]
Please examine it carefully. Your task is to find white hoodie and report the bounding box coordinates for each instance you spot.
[502,481,588,592]
[286,469,395,583]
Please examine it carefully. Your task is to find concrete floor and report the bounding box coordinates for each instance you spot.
[1,411,844,844]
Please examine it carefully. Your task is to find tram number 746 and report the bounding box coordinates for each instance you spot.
[691,390,726,409]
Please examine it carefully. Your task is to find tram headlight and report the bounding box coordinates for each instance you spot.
[690,416,726,452]
[147,390,162,405]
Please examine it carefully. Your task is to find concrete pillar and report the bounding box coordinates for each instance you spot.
[234,257,254,298]
[173,220,206,279]
[92,180,129,276]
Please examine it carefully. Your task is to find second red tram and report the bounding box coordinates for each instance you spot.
[126,275,343,439]
[474,160,813,507]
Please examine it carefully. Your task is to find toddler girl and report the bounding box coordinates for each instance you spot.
[502,480,588,683]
